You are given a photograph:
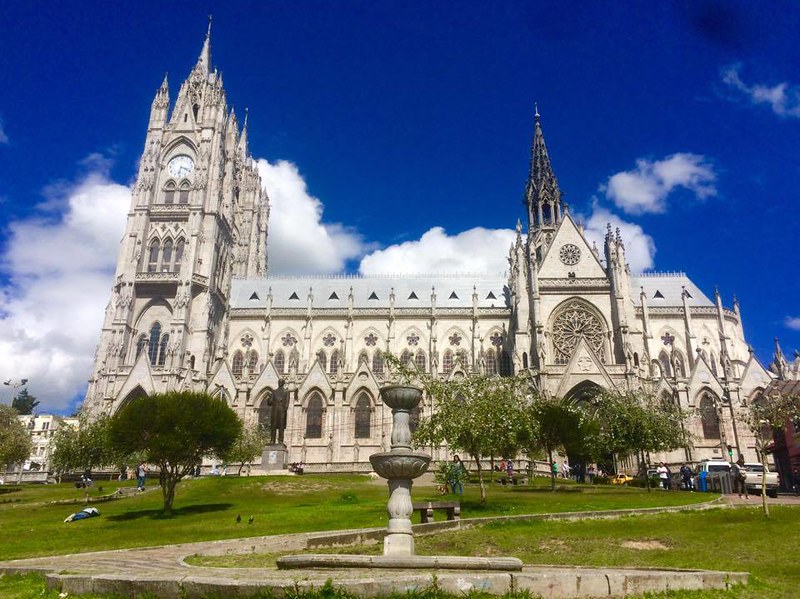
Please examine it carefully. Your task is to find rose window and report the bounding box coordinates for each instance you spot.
[551,302,605,364]
[558,244,581,265]
[364,333,378,347]
[322,333,336,347]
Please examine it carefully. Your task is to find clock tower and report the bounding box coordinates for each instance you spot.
[84,23,269,414]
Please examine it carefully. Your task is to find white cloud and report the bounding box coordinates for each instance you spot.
[785,317,800,331]
[359,226,515,275]
[0,168,130,413]
[0,116,8,144]
[722,64,800,118]
[581,204,657,273]
[256,158,368,274]
[603,153,716,215]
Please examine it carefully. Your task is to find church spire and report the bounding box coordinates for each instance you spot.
[524,106,563,232]
[196,15,212,75]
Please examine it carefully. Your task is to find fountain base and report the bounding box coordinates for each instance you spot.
[277,554,523,571]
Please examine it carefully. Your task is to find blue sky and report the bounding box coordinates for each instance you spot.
[1,2,799,412]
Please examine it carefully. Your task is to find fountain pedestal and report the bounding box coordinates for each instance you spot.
[369,385,430,557]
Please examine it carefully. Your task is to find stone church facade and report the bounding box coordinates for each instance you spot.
[84,29,776,470]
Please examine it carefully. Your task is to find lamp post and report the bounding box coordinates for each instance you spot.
[3,378,29,405]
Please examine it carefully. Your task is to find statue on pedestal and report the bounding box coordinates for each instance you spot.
[268,379,289,444]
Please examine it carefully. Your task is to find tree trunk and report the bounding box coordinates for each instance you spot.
[473,454,486,503]
[548,448,556,492]
[760,446,770,519]
[642,451,652,493]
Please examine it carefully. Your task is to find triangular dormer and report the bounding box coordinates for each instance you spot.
[249,360,282,406]
[207,359,237,405]
[536,213,608,279]
[555,337,616,397]
[115,350,156,406]
[686,354,725,405]
[297,360,334,403]
[738,354,774,394]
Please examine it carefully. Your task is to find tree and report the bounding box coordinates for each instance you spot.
[221,424,269,475]
[743,389,800,518]
[592,389,692,491]
[50,413,115,477]
[11,389,39,415]
[412,373,530,502]
[108,391,242,513]
[521,397,594,491]
[0,405,32,475]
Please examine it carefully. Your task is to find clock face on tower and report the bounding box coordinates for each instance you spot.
[559,243,581,265]
[167,155,195,178]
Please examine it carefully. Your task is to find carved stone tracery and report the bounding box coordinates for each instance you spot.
[551,301,605,364]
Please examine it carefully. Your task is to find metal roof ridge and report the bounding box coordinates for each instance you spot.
[232,272,508,281]
[632,271,687,278]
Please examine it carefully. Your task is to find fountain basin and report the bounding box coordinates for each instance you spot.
[380,385,424,411]
[369,452,430,479]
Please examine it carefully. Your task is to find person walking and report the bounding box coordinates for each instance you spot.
[680,463,694,491]
[136,462,147,491]
[792,465,800,496]
[731,455,748,498]
[449,455,465,495]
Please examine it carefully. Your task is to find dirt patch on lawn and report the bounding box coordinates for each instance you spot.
[621,540,669,550]
[261,481,335,494]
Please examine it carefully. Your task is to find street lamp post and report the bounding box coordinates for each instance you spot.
[3,378,29,405]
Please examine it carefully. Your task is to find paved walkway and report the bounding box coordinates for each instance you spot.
[0,498,753,598]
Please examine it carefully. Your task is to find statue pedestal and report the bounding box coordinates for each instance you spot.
[261,444,288,471]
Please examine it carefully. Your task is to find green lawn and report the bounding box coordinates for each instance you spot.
[0,474,711,561]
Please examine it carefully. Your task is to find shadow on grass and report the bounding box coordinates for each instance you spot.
[108,503,233,521]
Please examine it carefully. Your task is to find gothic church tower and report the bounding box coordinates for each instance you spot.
[84,24,269,415]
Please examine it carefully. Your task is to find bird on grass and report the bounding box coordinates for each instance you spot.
[235,514,241,523]
[248,516,254,524]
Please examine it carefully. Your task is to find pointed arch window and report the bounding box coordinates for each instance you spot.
[147,323,162,365]
[485,349,498,375]
[164,181,176,205]
[358,350,369,366]
[161,239,173,273]
[158,334,169,366]
[306,393,324,438]
[415,351,426,372]
[289,348,300,371]
[247,350,259,374]
[699,394,721,439]
[354,394,372,439]
[147,240,160,273]
[372,350,384,375]
[500,351,512,376]
[401,350,413,365]
[179,182,190,204]
[135,334,147,359]
[710,353,718,377]
[274,350,286,375]
[232,350,244,378]
[330,350,340,375]
[674,352,686,378]
[174,239,185,273]
[316,350,327,372]
[442,350,454,374]
[658,351,672,378]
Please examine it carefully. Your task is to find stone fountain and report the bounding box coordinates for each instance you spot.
[368,384,431,556]
[276,383,521,572]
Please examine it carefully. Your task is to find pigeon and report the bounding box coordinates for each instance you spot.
[235,514,241,523]
[248,515,254,524]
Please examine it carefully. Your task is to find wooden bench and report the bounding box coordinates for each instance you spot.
[412,500,461,523]
[498,474,527,486]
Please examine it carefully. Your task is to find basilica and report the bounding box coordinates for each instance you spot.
[83,28,776,470]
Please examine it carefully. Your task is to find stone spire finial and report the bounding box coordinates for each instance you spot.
[524,108,563,230]
[197,16,212,75]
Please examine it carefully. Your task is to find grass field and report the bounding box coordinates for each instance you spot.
[3,474,790,598]
[0,474,712,561]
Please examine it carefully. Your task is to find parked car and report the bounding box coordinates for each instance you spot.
[743,463,780,498]
[611,474,634,485]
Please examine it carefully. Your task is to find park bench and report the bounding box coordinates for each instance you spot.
[498,474,527,486]
[412,500,461,523]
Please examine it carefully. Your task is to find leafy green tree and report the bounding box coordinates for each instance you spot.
[412,373,530,502]
[222,424,269,475]
[11,389,39,415]
[0,405,32,473]
[743,389,800,518]
[50,413,115,476]
[108,391,242,513]
[521,397,594,491]
[591,389,691,491]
